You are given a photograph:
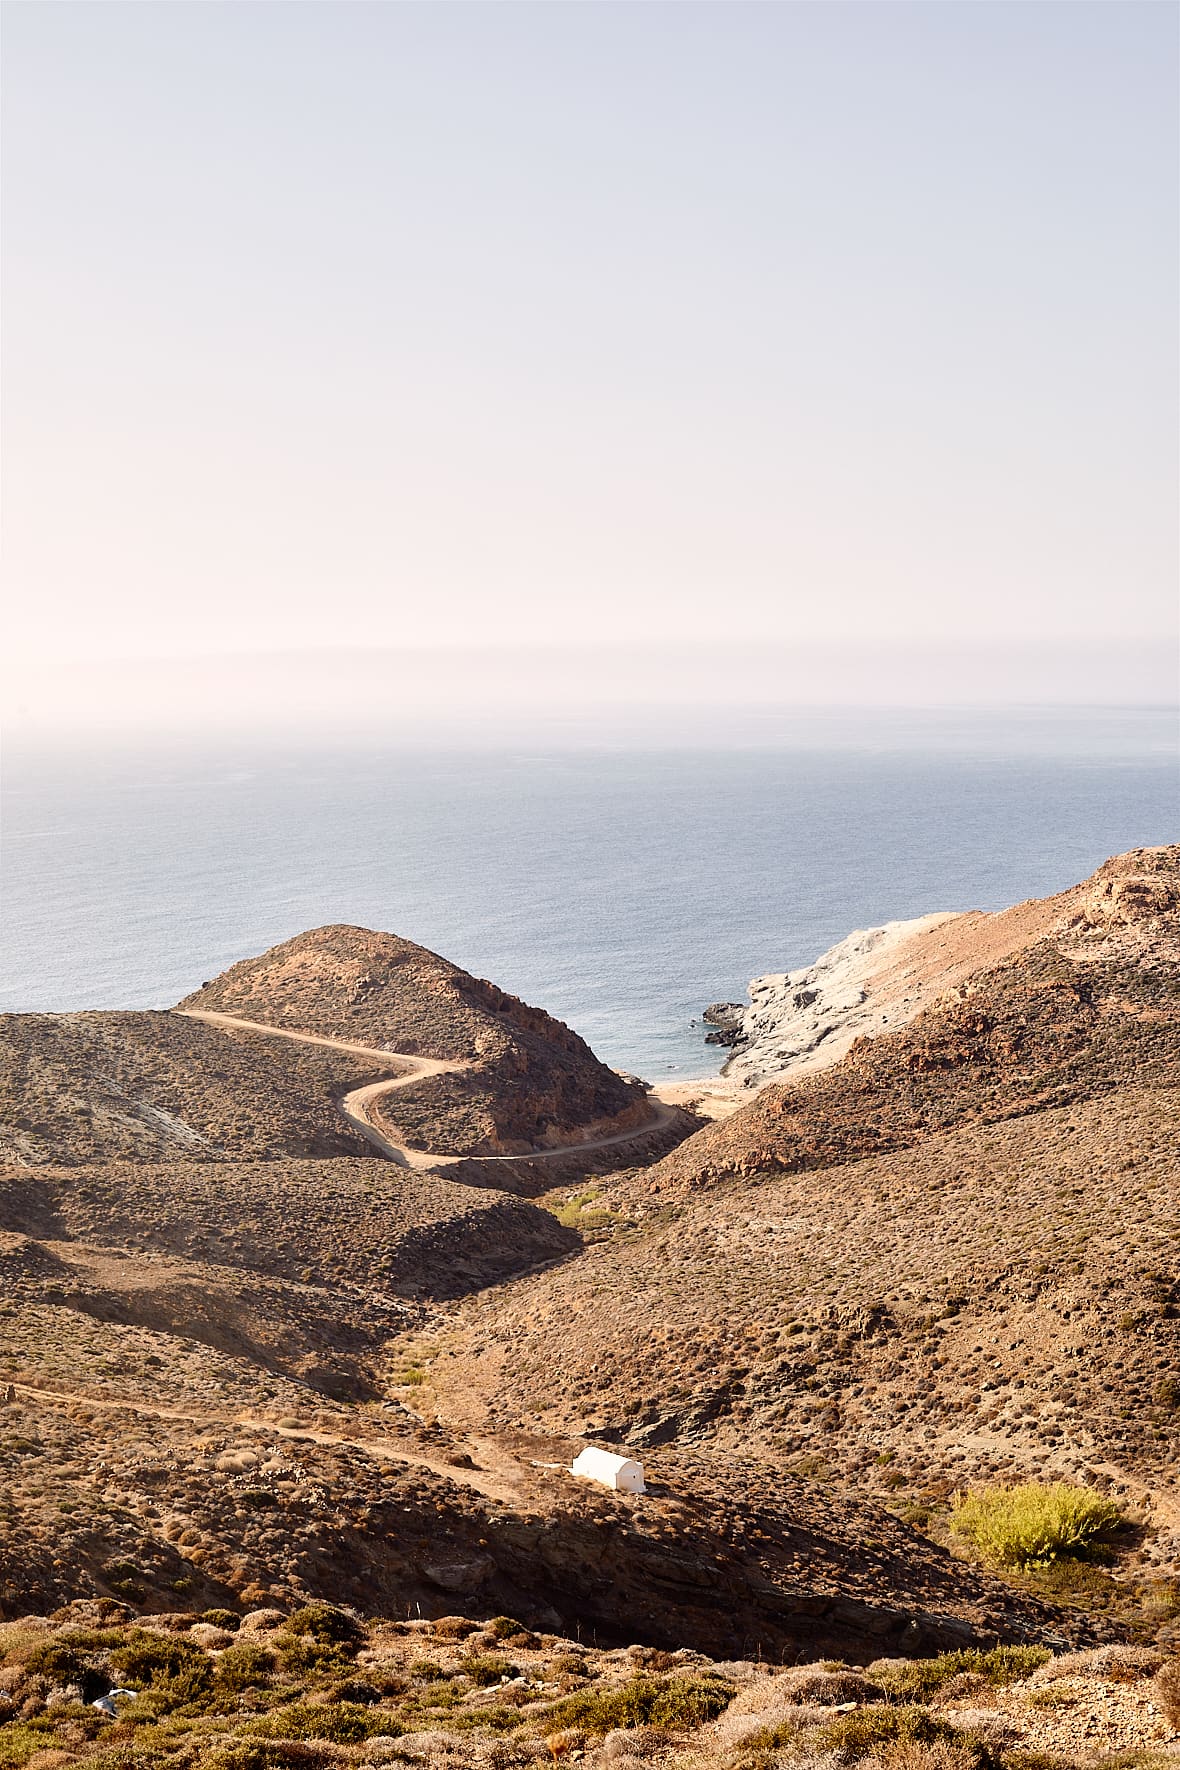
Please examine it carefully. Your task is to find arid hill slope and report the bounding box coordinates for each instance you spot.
[0,1011,381,1166]
[431,1088,1179,1530]
[0,1152,1092,1659]
[419,850,1180,1616]
[721,845,1180,1089]
[655,847,1180,1189]
[179,926,650,1154]
[0,853,1176,1684]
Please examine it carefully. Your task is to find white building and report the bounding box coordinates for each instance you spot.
[570,1446,646,1493]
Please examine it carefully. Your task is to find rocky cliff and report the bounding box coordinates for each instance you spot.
[714,847,1180,1091]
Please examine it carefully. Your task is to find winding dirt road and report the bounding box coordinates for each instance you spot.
[9,1381,528,1505]
[178,1009,680,1170]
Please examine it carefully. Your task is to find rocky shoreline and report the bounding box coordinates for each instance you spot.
[700,912,957,1086]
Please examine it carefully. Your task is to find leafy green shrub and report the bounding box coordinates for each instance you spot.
[804,1704,990,1764]
[410,1659,448,1682]
[950,1483,1123,1569]
[462,1654,517,1687]
[0,1721,60,1769]
[872,1646,1050,1701]
[200,1609,241,1631]
[109,1630,214,1688]
[273,1607,360,1679]
[542,1673,734,1734]
[25,1629,121,1683]
[485,1616,525,1641]
[213,1642,276,1695]
[250,1701,395,1744]
[204,1743,337,1770]
[282,1605,361,1648]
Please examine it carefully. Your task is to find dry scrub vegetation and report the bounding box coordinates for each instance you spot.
[1,1605,1177,1770]
[1,852,1178,1769]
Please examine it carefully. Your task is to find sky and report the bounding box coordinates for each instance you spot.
[2,0,1177,726]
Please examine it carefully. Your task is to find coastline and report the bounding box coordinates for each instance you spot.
[650,1074,745,1121]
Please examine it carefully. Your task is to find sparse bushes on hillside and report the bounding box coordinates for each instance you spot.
[1155,1655,1180,1727]
[541,1672,735,1734]
[949,1482,1123,1569]
[756,1702,991,1764]
[870,1647,1050,1701]
[461,1653,518,1687]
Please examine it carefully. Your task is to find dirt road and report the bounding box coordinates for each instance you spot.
[179,1008,680,1169]
[11,1380,530,1506]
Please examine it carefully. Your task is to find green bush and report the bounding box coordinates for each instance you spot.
[274,1607,359,1679]
[542,1673,734,1735]
[109,1630,214,1686]
[950,1482,1123,1569]
[813,1704,991,1764]
[213,1642,276,1696]
[872,1645,1051,1701]
[25,1628,121,1684]
[249,1701,395,1744]
[281,1605,361,1648]
[462,1653,517,1687]
[204,1743,337,1770]
[200,1609,241,1632]
[485,1616,525,1641]
[0,1721,60,1769]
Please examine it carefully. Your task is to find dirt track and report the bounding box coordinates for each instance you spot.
[10,1380,531,1507]
[179,1009,680,1168]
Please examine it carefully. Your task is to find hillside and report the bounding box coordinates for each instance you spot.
[429,1087,1179,1547]
[0,854,1177,1766]
[5,1606,1177,1770]
[0,1154,1096,1665]
[0,1011,383,1166]
[417,849,1180,1638]
[657,847,1180,1188]
[178,925,652,1156]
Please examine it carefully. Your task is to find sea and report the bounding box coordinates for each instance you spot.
[2,707,1176,1080]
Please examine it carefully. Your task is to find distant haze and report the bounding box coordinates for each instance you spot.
[3,2,1177,726]
[4,641,1175,745]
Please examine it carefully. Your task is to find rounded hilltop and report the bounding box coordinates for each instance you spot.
[179,923,652,1157]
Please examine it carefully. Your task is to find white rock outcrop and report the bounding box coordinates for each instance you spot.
[722,913,959,1088]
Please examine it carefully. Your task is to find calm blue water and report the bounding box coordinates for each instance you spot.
[2,708,1176,1078]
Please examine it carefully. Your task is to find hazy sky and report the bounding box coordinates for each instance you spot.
[3,1,1177,694]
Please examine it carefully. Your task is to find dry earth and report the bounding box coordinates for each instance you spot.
[1,853,1178,1769]
[178,926,658,1156]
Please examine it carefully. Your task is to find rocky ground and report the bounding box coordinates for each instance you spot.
[179,926,653,1154]
[712,848,1179,1093]
[0,1012,383,1166]
[0,853,1178,1768]
[1,1604,1177,1769]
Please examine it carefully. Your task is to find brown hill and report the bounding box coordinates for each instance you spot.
[178,925,650,1155]
[0,1152,1093,1662]
[651,847,1180,1190]
[0,853,1175,1686]
[0,1010,381,1166]
[431,1088,1179,1532]
[416,850,1180,1625]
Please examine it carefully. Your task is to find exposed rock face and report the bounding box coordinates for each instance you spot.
[716,846,1180,1090]
[659,848,1180,1190]
[720,913,958,1083]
